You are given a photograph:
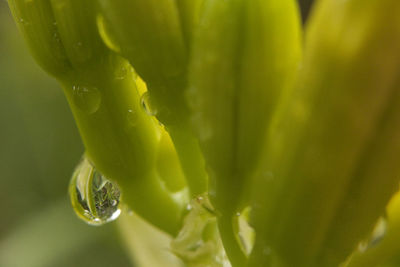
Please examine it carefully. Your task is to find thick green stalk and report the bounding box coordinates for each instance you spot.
[60,60,184,235]
[249,0,400,265]
[188,0,301,265]
[98,0,208,197]
[188,1,245,264]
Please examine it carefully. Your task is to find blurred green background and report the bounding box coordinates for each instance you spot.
[0,2,132,266]
[0,1,315,266]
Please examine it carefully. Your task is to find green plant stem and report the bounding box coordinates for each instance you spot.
[217,215,247,267]
[98,0,208,197]
[249,0,400,265]
[156,131,187,193]
[167,125,207,196]
[60,57,184,235]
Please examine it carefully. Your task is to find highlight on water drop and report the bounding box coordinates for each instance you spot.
[72,85,101,114]
[358,216,387,253]
[69,155,122,226]
[140,91,158,116]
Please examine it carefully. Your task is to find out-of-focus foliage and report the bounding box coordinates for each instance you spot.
[0,2,132,266]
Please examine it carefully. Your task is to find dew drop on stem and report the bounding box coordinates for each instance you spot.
[126,109,138,127]
[115,66,128,80]
[69,156,122,226]
[358,216,387,252]
[72,85,101,114]
[140,91,158,116]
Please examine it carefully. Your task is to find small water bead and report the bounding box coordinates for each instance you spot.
[72,85,101,114]
[358,216,387,252]
[69,156,121,226]
[96,14,121,53]
[126,109,138,127]
[19,18,30,26]
[140,92,158,116]
[237,206,255,255]
[115,66,128,80]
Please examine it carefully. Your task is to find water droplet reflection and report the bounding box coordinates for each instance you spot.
[69,156,121,226]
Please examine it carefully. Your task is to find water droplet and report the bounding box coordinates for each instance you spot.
[358,216,387,252]
[115,66,127,80]
[126,109,138,127]
[263,246,271,255]
[69,156,121,226]
[19,18,30,26]
[53,32,61,43]
[72,85,101,114]
[237,206,255,255]
[262,171,275,181]
[140,92,158,116]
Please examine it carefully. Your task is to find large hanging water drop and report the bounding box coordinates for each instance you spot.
[69,156,121,226]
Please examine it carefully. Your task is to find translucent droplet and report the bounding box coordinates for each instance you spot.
[53,32,61,44]
[126,109,138,127]
[19,18,30,26]
[72,85,101,114]
[75,41,83,48]
[140,92,158,116]
[263,246,272,256]
[358,216,387,252]
[115,66,127,80]
[237,206,255,255]
[69,156,121,226]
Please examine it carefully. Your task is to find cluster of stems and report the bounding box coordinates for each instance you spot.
[8,0,400,266]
